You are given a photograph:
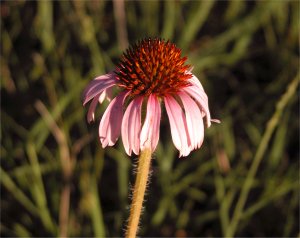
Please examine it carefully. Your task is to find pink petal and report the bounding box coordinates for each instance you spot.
[140,94,161,153]
[82,72,115,97]
[83,73,117,105]
[121,96,143,156]
[186,75,209,107]
[211,119,221,123]
[98,90,107,104]
[178,91,204,149]
[188,74,204,91]
[104,87,114,102]
[164,95,191,157]
[186,76,220,125]
[185,82,208,106]
[87,89,112,123]
[99,91,129,148]
[98,87,114,104]
[87,94,100,123]
[83,80,116,105]
[182,85,211,127]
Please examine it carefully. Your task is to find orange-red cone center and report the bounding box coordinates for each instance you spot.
[115,38,192,96]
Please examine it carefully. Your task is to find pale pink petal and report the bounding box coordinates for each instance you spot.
[82,72,116,97]
[98,87,114,103]
[164,95,191,157]
[83,79,117,105]
[187,67,194,73]
[99,91,129,148]
[121,96,143,156]
[104,87,114,102]
[186,81,208,105]
[87,94,100,123]
[186,74,209,107]
[87,88,115,123]
[185,77,220,125]
[98,90,107,104]
[211,119,221,123]
[178,91,204,149]
[182,85,211,127]
[82,71,117,106]
[189,74,206,90]
[140,94,161,152]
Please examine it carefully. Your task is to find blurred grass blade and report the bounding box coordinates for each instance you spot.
[152,196,172,226]
[11,161,60,179]
[138,1,159,36]
[226,73,299,237]
[268,111,289,168]
[2,111,28,139]
[220,117,235,159]
[29,80,85,151]
[191,1,280,57]
[224,0,245,23]
[36,1,55,53]
[108,147,130,209]
[74,2,105,74]
[90,177,106,237]
[113,0,128,51]
[0,167,39,216]
[13,223,32,237]
[161,1,176,39]
[242,181,298,221]
[179,0,214,49]
[26,142,56,234]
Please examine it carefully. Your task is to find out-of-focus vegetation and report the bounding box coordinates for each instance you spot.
[1,1,299,237]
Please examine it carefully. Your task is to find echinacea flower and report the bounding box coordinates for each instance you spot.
[83,38,219,157]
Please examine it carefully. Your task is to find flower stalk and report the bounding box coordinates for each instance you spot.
[126,148,152,238]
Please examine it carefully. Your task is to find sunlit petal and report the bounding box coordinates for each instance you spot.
[122,96,143,156]
[99,91,129,148]
[164,95,191,157]
[140,94,161,152]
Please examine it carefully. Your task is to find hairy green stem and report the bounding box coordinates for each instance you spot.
[126,148,152,238]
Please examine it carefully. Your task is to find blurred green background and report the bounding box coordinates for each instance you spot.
[1,1,299,237]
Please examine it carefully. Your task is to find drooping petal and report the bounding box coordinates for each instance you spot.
[82,72,116,97]
[83,79,116,105]
[87,88,112,123]
[186,80,208,106]
[140,94,161,152]
[83,72,117,105]
[87,94,100,123]
[104,87,114,102]
[99,91,129,148]
[121,96,143,156]
[211,118,221,123]
[182,85,211,127]
[98,89,107,104]
[188,74,204,91]
[98,87,114,104]
[164,95,191,157]
[178,91,204,149]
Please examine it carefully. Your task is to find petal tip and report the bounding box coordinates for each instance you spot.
[211,119,221,124]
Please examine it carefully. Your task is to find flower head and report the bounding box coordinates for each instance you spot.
[83,38,219,157]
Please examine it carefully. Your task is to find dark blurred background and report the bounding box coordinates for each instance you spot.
[1,1,299,237]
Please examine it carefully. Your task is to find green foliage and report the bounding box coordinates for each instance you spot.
[1,1,299,237]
